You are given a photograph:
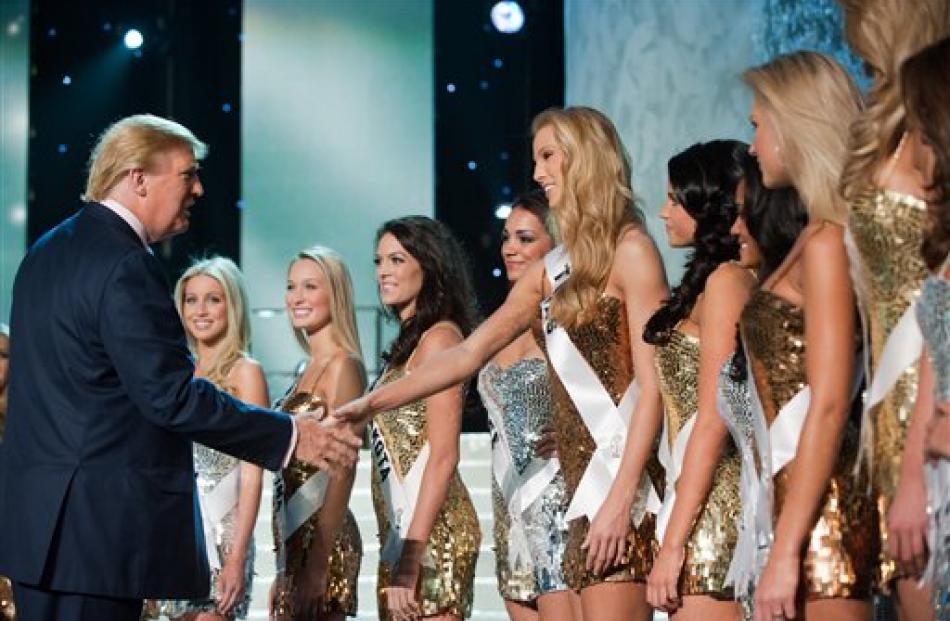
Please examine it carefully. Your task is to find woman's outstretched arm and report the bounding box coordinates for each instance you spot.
[336,260,545,421]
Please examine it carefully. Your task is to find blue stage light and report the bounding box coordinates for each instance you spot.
[124,29,143,50]
[490,1,525,34]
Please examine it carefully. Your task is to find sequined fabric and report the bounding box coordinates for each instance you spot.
[717,358,760,620]
[151,378,255,620]
[742,290,877,600]
[534,295,663,589]
[154,445,255,619]
[850,187,927,586]
[918,271,950,615]
[917,275,950,403]
[272,392,362,619]
[0,577,13,621]
[478,358,570,601]
[655,330,740,598]
[371,366,481,620]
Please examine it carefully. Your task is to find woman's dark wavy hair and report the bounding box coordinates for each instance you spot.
[729,167,808,381]
[742,164,809,283]
[643,140,750,344]
[377,216,480,367]
[902,36,950,271]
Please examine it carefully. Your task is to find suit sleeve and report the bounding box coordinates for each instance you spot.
[98,249,293,471]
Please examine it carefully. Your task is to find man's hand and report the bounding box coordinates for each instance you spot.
[294,413,361,475]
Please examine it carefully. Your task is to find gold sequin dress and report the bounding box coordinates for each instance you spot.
[848,186,928,586]
[741,290,876,600]
[655,329,740,598]
[371,366,481,620]
[272,391,362,619]
[535,296,663,589]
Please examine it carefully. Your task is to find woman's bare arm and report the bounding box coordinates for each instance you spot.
[585,229,669,573]
[337,260,545,420]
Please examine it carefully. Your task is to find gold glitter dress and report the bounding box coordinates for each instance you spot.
[655,329,740,598]
[371,365,481,620]
[848,185,928,586]
[741,289,876,600]
[272,389,362,619]
[536,295,663,589]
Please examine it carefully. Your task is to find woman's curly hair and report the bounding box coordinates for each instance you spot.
[643,140,751,344]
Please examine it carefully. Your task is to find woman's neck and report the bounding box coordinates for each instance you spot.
[306,324,343,361]
[194,338,227,375]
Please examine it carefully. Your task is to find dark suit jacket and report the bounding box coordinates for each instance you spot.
[0,203,293,598]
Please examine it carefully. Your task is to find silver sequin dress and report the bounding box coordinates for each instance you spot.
[917,265,950,618]
[477,358,570,601]
[155,445,255,619]
[716,357,764,620]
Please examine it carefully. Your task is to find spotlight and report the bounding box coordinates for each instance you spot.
[490,1,524,34]
[494,203,512,220]
[123,29,143,50]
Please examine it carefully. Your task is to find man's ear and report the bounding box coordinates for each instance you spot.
[129,168,147,197]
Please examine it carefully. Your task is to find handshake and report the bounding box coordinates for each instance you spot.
[290,396,374,475]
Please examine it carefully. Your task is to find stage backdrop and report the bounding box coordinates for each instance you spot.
[564,0,860,283]
[241,0,433,385]
[0,1,28,323]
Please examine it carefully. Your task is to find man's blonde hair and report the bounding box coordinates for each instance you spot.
[83,114,208,202]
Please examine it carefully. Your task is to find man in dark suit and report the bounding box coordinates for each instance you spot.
[0,114,362,621]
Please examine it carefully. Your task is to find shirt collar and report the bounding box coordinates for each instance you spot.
[100,198,149,247]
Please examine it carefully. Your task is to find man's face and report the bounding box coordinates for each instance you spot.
[141,146,203,243]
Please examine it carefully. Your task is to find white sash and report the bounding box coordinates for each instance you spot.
[198,465,241,571]
[858,304,923,466]
[722,349,777,595]
[370,419,432,569]
[725,334,863,594]
[275,469,330,571]
[655,411,696,541]
[487,407,561,573]
[542,246,661,524]
[846,228,924,474]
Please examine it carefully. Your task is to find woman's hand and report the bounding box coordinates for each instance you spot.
[334,394,373,425]
[215,556,246,616]
[887,469,930,578]
[535,422,558,459]
[267,579,278,619]
[926,406,950,460]
[387,539,425,621]
[582,493,631,575]
[753,551,800,620]
[293,548,329,619]
[646,543,684,612]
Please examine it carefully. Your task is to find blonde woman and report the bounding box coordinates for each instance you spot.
[269,246,366,621]
[339,107,669,621]
[739,52,876,621]
[838,2,950,616]
[155,256,267,621]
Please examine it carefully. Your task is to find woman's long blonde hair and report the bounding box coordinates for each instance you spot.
[174,256,251,389]
[289,246,363,360]
[743,51,862,224]
[839,0,950,200]
[531,106,643,328]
